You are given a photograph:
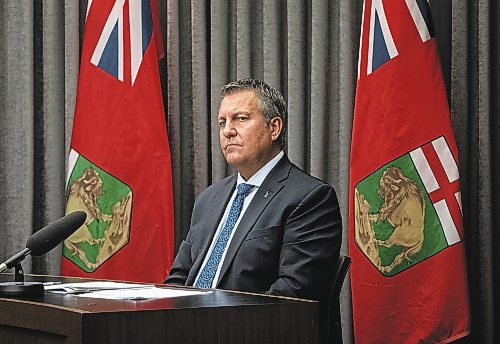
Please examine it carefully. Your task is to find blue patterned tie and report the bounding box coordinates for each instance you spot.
[195,183,255,288]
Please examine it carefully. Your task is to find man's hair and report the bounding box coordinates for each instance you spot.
[220,78,287,147]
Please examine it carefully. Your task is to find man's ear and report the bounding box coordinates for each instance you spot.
[269,117,283,142]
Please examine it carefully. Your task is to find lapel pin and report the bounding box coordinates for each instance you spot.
[264,191,269,198]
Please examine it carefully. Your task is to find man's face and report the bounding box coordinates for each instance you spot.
[218,90,280,179]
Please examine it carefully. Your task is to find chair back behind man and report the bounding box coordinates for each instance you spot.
[320,255,352,344]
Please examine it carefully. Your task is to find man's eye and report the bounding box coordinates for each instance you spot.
[218,121,225,127]
[236,116,247,121]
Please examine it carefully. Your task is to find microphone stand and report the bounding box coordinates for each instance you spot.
[0,253,44,297]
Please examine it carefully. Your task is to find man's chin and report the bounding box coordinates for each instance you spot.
[225,155,242,167]
[224,153,246,167]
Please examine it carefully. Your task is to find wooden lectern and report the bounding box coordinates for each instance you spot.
[0,274,319,344]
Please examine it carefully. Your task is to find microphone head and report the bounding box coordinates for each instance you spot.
[26,211,87,256]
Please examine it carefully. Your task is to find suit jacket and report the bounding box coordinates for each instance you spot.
[166,156,342,303]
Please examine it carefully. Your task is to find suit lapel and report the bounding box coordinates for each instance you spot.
[188,175,236,283]
[216,157,292,286]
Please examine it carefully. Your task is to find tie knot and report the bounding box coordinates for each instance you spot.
[237,183,254,196]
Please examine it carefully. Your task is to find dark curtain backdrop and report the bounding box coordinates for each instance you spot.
[0,1,497,343]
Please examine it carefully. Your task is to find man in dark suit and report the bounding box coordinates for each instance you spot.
[166,78,342,304]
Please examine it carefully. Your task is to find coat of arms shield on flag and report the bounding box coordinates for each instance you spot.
[354,136,463,276]
[64,150,133,272]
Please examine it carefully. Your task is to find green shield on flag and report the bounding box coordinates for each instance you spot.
[63,154,133,272]
[354,153,449,276]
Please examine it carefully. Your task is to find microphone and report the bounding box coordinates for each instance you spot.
[0,211,86,296]
[28,211,87,256]
[0,211,87,272]
[0,211,86,273]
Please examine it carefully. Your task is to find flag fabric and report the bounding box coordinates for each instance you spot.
[349,0,470,342]
[60,0,174,283]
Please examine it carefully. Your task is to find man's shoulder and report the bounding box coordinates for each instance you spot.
[283,160,334,189]
[196,173,236,198]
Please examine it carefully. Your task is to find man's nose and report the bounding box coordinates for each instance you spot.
[222,121,236,137]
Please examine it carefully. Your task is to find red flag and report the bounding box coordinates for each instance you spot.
[61,0,174,283]
[349,0,470,342]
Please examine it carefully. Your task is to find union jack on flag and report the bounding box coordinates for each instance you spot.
[358,0,436,76]
[90,0,154,85]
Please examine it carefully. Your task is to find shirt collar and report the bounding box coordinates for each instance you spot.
[237,151,284,187]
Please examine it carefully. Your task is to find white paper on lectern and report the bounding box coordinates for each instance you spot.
[76,286,211,300]
[44,281,147,293]
[44,281,212,300]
